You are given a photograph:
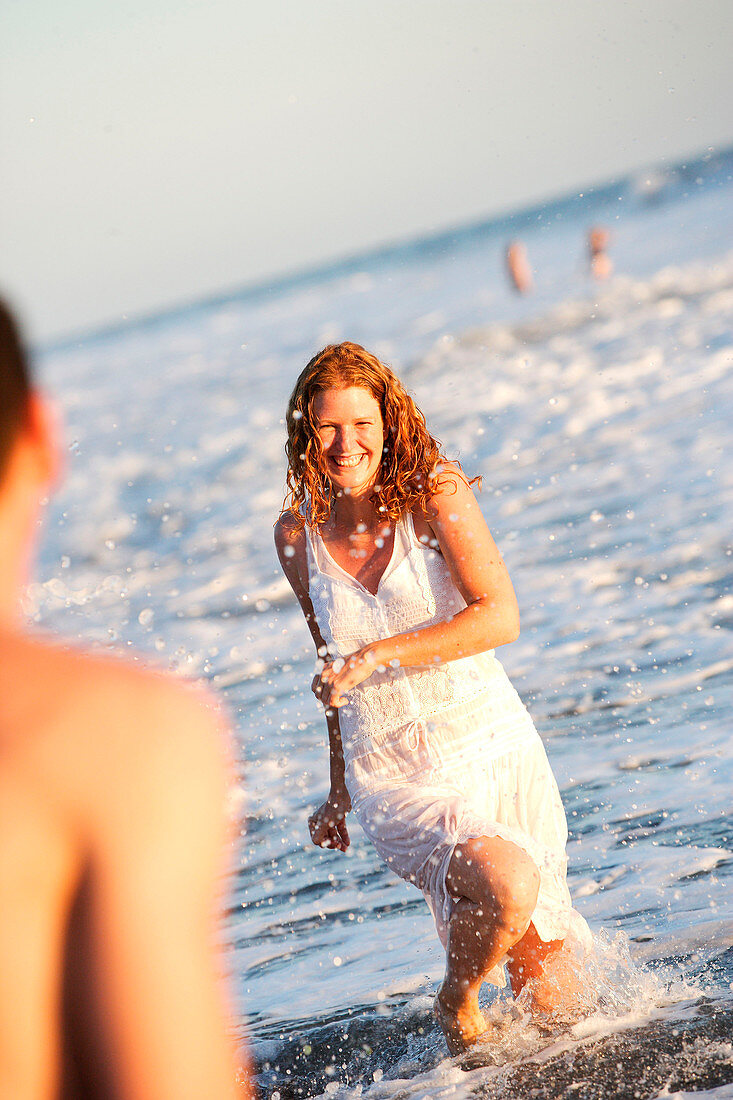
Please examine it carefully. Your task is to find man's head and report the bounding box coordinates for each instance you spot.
[0,300,32,485]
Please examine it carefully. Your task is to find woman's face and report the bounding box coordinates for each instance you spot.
[311,386,385,497]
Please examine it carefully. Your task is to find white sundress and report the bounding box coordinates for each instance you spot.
[305,512,590,985]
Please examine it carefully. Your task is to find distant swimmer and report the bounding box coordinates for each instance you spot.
[0,300,252,1098]
[588,226,613,280]
[505,240,533,293]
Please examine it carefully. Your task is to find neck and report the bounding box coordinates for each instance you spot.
[0,541,26,631]
[329,488,381,531]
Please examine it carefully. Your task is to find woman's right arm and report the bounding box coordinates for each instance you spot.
[274,515,351,851]
[310,706,351,851]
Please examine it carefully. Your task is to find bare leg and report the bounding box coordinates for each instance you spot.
[507,923,562,1002]
[435,836,540,1054]
[507,923,594,1020]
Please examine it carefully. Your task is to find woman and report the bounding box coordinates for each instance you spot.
[275,342,590,1054]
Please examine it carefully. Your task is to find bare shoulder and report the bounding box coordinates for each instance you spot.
[418,461,481,525]
[7,631,221,729]
[275,509,305,551]
[432,460,474,495]
[76,645,229,786]
[416,461,507,579]
[274,510,308,587]
[0,632,227,819]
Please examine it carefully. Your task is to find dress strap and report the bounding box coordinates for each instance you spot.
[402,510,438,617]
[403,510,419,546]
[303,522,321,590]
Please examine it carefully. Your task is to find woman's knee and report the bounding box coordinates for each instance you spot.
[449,836,540,933]
[496,858,539,934]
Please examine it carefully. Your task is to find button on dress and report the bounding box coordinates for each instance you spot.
[306,512,590,985]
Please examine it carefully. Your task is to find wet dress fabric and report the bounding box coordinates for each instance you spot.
[305,513,590,985]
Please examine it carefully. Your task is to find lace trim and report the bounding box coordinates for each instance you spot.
[340,663,502,749]
[411,545,437,619]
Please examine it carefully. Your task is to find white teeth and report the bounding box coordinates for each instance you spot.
[332,455,364,468]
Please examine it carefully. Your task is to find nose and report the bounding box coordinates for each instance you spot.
[334,425,356,451]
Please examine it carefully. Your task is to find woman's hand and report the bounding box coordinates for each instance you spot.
[308,790,352,851]
[311,646,380,708]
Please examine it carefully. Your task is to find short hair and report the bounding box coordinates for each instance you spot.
[0,300,31,481]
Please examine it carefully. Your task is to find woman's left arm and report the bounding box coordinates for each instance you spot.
[317,468,520,707]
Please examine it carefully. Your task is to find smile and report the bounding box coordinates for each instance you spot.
[331,454,366,468]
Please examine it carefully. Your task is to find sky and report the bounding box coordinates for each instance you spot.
[2,0,732,343]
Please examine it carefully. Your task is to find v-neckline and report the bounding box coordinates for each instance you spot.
[315,515,406,597]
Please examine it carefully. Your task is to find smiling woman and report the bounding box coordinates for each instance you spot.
[274,342,593,1054]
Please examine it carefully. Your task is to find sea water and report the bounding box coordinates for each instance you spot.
[32,148,733,1098]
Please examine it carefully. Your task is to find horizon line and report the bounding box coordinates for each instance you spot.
[39,141,732,355]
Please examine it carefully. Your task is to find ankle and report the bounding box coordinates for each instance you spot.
[439,978,479,1012]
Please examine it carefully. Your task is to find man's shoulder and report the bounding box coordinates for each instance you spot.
[5,630,214,720]
[0,631,227,809]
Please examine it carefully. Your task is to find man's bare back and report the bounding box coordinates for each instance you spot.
[0,301,251,1098]
[0,634,247,1097]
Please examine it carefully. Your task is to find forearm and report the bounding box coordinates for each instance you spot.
[309,709,352,851]
[368,597,519,672]
[325,708,349,802]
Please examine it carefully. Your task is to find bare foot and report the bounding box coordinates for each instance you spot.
[434,987,488,1055]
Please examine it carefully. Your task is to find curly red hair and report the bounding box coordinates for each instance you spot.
[282,342,477,528]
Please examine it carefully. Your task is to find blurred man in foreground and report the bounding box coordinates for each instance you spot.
[0,301,252,1098]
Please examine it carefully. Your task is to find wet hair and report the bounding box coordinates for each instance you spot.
[282,341,477,528]
[0,300,31,482]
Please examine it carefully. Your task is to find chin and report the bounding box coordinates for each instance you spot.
[328,462,379,491]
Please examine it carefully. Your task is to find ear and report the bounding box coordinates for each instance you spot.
[21,390,62,491]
